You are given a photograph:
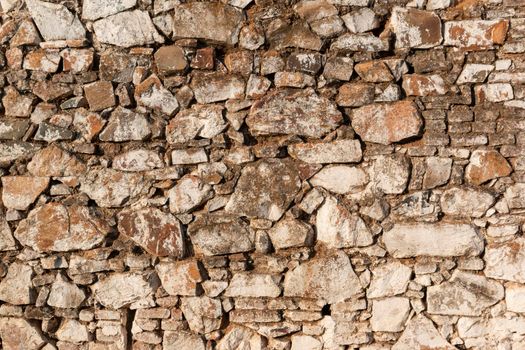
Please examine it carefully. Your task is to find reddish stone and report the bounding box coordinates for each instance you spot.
[154,45,187,75]
[23,49,60,72]
[27,144,86,177]
[336,83,374,107]
[1,176,49,210]
[465,150,512,185]
[402,74,447,96]
[84,80,116,112]
[190,47,215,70]
[391,7,443,48]
[354,60,393,82]
[444,19,509,50]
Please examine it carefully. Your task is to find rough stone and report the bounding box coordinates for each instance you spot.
[485,238,525,283]
[336,83,375,106]
[505,283,525,313]
[456,63,494,84]
[163,331,205,350]
[191,72,245,104]
[0,262,34,305]
[47,274,86,308]
[113,149,164,172]
[422,157,452,189]
[1,176,49,210]
[392,315,455,349]
[82,0,136,21]
[402,74,447,96]
[135,74,179,116]
[268,218,314,249]
[180,296,222,334]
[169,175,213,214]
[310,166,368,194]
[56,319,90,343]
[154,46,187,75]
[0,318,46,350]
[84,80,116,112]
[2,86,34,117]
[367,261,412,298]
[288,139,362,164]
[371,154,411,194]
[390,7,443,48]
[26,0,86,41]
[342,8,379,33]
[99,107,151,142]
[444,19,509,50]
[440,187,495,218]
[225,273,281,297]
[331,33,389,51]
[370,297,410,332]
[166,104,226,143]
[92,273,155,309]
[156,260,203,296]
[465,150,512,185]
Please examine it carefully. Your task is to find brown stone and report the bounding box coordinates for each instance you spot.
[336,83,375,107]
[84,80,116,112]
[190,47,215,70]
[155,45,187,75]
[402,74,447,96]
[32,81,74,102]
[351,101,423,145]
[10,19,41,47]
[354,60,393,82]
[465,150,512,185]
[100,50,140,83]
[190,72,245,104]
[60,48,94,73]
[156,260,203,296]
[0,318,46,350]
[2,86,34,117]
[269,21,322,51]
[134,74,179,116]
[444,19,509,50]
[27,144,86,177]
[286,52,323,74]
[1,176,49,210]
[117,207,185,257]
[99,107,151,142]
[14,203,111,252]
[391,7,443,48]
[23,49,60,72]
[73,108,106,142]
[224,50,253,76]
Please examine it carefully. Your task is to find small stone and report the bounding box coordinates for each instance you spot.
[216,326,265,350]
[390,7,442,48]
[191,72,245,104]
[274,71,315,88]
[427,270,503,316]
[247,88,342,138]
[441,187,495,218]
[475,83,514,102]
[246,75,271,99]
[82,0,136,21]
[33,122,73,142]
[56,319,90,343]
[26,0,86,41]
[268,218,314,249]
[225,273,281,297]
[402,74,447,96]
[505,184,525,209]
[113,149,163,172]
[156,260,203,296]
[168,175,212,214]
[99,50,138,83]
[225,159,301,221]
[60,48,94,73]
[0,119,30,140]
[505,283,525,313]
[135,74,179,116]
[163,331,205,350]
[316,196,373,248]
[422,157,452,189]
[294,0,337,23]
[352,101,423,145]
[0,318,46,350]
[23,49,60,72]
[392,315,455,350]
[288,139,362,164]
[14,203,111,252]
[0,141,40,166]
[336,83,375,106]
[372,154,411,194]
[2,86,34,117]
[72,109,106,142]
[465,150,512,185]
[485,238,525,283]
[371,297,410,332]
[0,216,16,251]
[99,107,151,142]
[456,63,494,84]
[355,61,394,83]
[0,262,34,305]
[291,335,322,350]
[166,104,226,143]
[27,144,86,177]
[367,261,412,298]
[310,165,368,194]
[84,80,116,112]
[323,56,353,81]
[171,148,208,165]
[92,273,155,309]
[286,52,323,74]
[269,21,322,51]
[93,10,164,47]
[47,274,86,308]
[342,8,379,33]
[284,250,362,304]
[189,214,254,256]
[384,223,484,258]
[1,176,49,210]
[154,46,187,75]
[444,19,509,50]
[118,207,185,257]
[172,2,244,45]
[331,33,389,51]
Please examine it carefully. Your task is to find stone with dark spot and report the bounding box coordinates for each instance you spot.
[0,318,46,349]
[391,7,442,48]
[465,150,512,185]
[444,19,509,50]
[190,72,245,104]
[99,107,151,142]
[156,260,203,296]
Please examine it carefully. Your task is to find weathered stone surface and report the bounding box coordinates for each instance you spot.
[505,283,525,313]
[465,150,512,185]
[26,0,86,41]
[291,335,322,350]
[456,63,494,84]
[0,262,34,305]
[391,7,442,48]
[444,19,509,50]
[84,80,116,112]
[288,139,362,164]
[47,274,86,308]
[0,141,40,166]
[14,203,111,252]
[422,156,452,189]
[156,260,203,296]
[371,154,411,194]
[169,175,213,214]
[0,318,46,350]
[504,183,525,209]
[56,319,90,343]
[23,49,60,73]
[371,297,410,332]
[269,21,322,51]
[92,273,155,309]
[225,159,301,221]
[80,167,150,207]
[1,176,49,210]
[82,0,136,21]
[268,218,314,249]
[331,33,389,51]
[367,261,412,298]
[180,296,222,334]
[342,8,379,33]
[118,207,185,257]
[402,74,447,96]
[284,250,362,303]
[191,72,245,104]
[225,273,281,297]
[99,107,151,142]
[352,101,423,145]
[163,331,206,350]
[441,187,495,218]
[189,215,254,256]
[93,10,164,47]
[485,238,525,283]
[0,118,30,140]
[0,217,16,251]
[475,83,514,102]
[166,104,226,143]
[2,86,34,117]
[384,223,484,258]
[61,48,94,73]
[310,165,368,194]
[113,149,164,172]
[135,74,179,116]
[154,45,187,75]
[247,88,342,138]
[427,270,503,316]
[172,2,244,45]
[216,326,265,350]
[392,314,455,350]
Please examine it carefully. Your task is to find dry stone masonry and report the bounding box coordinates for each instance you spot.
[0,0,525,349]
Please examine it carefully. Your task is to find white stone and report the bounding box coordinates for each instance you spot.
[92,273,155,309]
[288,139,362,164]
[56,319,90,343]
[0,317,46,350]
[477,83,514,102]
[163,331,205,350]
[371,297,410,332]
[113,149,164,172]
[26,0,86,41]
[0,262,34,305]
[268,218,314,249]
[440,187,495,218]
[310,166,368,194]
[506,283,525,313]
[135,76,179,116]
[82,0,137,20]
[166,105,227,144]
[171,148,208,165]
[485,237,525,283]
[426,0,451,9]
[180,296,222,334]
[224,273,281,297]
[342,8,379,33]
[392,315,455,349]
[456,64,494,84]
[372,154,411,194]
[169,175,213,214]
[291,335,322,350]
[216,326,265,350]
[156,260,202,296]
[47,274,86,308]
[367,261,412,298]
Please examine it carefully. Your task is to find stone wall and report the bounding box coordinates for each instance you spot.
[0,0,524,349]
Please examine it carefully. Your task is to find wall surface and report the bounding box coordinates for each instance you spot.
[0,0,525,349]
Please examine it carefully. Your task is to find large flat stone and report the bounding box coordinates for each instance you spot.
[26,0,85,41]
[485,238,525,283]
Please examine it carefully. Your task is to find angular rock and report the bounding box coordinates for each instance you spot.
[60,48,94,73]
[331,33,389,51]
[504,183,525,209]
[180,296,222,334]
[465,150,512,185]
[14,203,111,252]
[225,159,301,221]
[33,122,73,142]
[1,176,49,210]
[0,262,34,305]
[284,250,362,304]
[485,238,525,283]
[352,101,423,145]
[372,154,411,194]
[156,260,203,296]
[505,283,525,313]
[216,326,265,350]
[135,74,179,116]
[80,167,150,207]
[268,218,314,249]
[371,297,410,332]
[73,108,106,142]
[163,331,205,350]
[288,139,362,164]
[99,50,140,83]
[2,86,34,117]
[323,56,354,81]
[82,0,136,21]
[11,18,41,47]
[0,318,46,350]
[169,175,213,214]
[316,196,372,248]
[118,207,185,257]
[99,107,151,142]
[84,80,116,112]
[189,215,254,256]
[291,335,322,350]
[475,83,513,102]
[392,315,455,350]
[268,21,322,51]
[384,223,484,258]
[0,118,30,140]
[440,187,495,218]
[336,83,375,106]
[225,273,281,297]
[166,104,227,143]
[172,2,244,45]
[427,270,503,316]
[171,148,208,165]
[391,7,442,48]
[0,141,40,166]
[367,261,412,298]
[113,149,163,172]
[456,63,494,84]
[92,273,155,309]
[56,319,90,343]
[23,49,60,73]
[0,217,16,251]
[310,165,368,194]
[294,0,338,23]
[422,156,452,189]
[402,74,447,96]
[354,61,394,83]
[247,88,342,138]
[191,72,244,104]
[93,10,164,47]
[26,0,86,41]
[342,8,379,33]
[444,19,509,50]
[47,274,87,308]
[154,45,187,75]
